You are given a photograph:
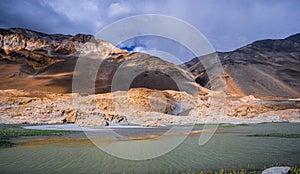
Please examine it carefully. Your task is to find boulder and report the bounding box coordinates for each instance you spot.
[262,166,291,174]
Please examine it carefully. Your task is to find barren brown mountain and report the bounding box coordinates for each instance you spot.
[183,33,300,98]
[0,28,198,94]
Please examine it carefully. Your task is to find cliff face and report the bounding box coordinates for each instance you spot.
[0,28,198,94]
[183,33,300,98]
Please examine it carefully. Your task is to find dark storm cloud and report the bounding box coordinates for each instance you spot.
[0,0,80,34]
[0,0,300,54]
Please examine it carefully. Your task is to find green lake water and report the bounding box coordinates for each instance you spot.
[0,123,300,173]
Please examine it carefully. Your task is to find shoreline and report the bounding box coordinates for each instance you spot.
[22,124,156,131]
[17,120,296,131]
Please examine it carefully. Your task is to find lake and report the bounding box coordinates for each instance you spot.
[0,123,300,173]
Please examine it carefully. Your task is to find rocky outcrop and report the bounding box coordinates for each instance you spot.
[0,28,124,73]
[0,89,299,126]
[183,33,300,98]
[0,88,197,126]
[226,95,300,118]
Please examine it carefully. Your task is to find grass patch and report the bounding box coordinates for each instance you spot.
[181,166,300,174]
[0,125,76,148]
[0,125,74,139]
[291,166,300,174]
[247,133,300,138]
[0,140,15,148]
[195,123,249,128]
[191,168,260,174]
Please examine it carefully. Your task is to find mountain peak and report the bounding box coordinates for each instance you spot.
[285,33,300,42]
[239,33,300,52]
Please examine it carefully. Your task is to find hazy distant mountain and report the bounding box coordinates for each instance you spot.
[183,33,300,98]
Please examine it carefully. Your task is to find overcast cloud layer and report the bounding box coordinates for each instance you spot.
[0,0,299,56]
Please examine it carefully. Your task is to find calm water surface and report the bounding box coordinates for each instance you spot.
[0,123,300,173]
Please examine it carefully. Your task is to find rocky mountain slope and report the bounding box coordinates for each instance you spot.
[0,28,198,94]
[183,33,300,98]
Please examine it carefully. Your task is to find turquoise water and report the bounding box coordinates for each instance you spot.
[0,123,300,173]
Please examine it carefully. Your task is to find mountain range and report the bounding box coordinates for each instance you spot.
[0,28,299,98]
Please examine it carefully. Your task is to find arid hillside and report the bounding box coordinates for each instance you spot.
[0,28,198,94]
[183,34,300,98]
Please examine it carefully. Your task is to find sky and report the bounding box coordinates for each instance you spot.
[0,0,300,62]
